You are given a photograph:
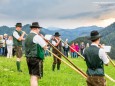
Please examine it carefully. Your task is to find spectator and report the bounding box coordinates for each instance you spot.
[75,42,80,58]
[3,33,8,56]
[70,42,76,58]
[6,36,13,58]
[63,39,69,57]
[80,42,85,55]
[83,43,90,54]
[0,35,3,55]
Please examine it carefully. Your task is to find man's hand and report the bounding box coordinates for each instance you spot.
[98,44,104,48]
[43,45,48,50]
[22,31,27,35]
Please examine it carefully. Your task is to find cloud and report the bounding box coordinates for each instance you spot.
[0,0,115,28]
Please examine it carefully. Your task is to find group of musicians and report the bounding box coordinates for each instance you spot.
[13,22,109,86]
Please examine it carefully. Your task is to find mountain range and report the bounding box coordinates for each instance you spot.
[0,22,115,59]
[0,25,103,41]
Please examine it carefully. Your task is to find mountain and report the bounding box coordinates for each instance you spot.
[100,22,115,59]
[71,22,115,59]
[0,25,103,41]
[42,26,103,41]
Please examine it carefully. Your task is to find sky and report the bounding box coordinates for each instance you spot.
[0,0,115,29]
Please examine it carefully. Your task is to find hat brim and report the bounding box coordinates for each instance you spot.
[88,35,102,40]
[15,25,22,27]
[54,35,61,37]
[30,26,42,29]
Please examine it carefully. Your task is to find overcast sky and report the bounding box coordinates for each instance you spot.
[0,0,115,28]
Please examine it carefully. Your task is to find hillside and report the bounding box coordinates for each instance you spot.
[71,22,115,59]
[100,22,115,59]
[0,25,103,41]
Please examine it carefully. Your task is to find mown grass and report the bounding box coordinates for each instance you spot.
[0,56,115,86]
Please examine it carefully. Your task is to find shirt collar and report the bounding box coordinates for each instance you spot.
[30,31,38,35]
[91,43,99,47]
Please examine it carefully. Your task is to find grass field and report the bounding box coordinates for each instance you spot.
[0,56,115,86]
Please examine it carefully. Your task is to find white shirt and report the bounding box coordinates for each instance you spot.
[91,43,109,64]
[30,31,47,48]
[52,40,57,46]
[13,31,20,39]
[2,40,5,47]
[6,40,13,46]
[52,38,60,46]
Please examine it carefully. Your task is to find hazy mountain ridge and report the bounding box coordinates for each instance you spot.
[71,22,115,59]
[0,25,103,41]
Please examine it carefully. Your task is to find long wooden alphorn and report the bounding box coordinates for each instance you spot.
[107,55,115,67]
[47,49,87,79]
[45,39,87,77]
[61,39,85,59]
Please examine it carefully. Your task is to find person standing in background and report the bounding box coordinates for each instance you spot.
[3,34,8,56]
[80,42,85,55]
[70,42,76,58]
[12,23,26,72]
[6,36,13,58]
[75,42,80,58]
[63,39,69,57]
[0,35,3,55]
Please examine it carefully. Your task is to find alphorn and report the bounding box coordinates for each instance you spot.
[47,50,115,82]
[47,49,87,79]
[45,39,87,77]
[61,39,115,82]
[61,39,85,59]
[107,55,115,67]
[40,34,115,82]
[62,39,115,67]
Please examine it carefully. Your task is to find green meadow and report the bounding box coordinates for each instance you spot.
[0,56,115,86]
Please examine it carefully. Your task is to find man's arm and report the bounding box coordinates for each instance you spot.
[99,49,110,66]
[13,31,25,41]
[33,35,48,50]
[52,38,61,46]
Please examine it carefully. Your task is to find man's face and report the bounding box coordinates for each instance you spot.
[16,27,22,31]
[36,28,40,33]
[55,36,60,39]
[97,38,100,44]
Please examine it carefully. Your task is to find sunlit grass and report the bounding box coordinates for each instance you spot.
[0,56,115,86]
